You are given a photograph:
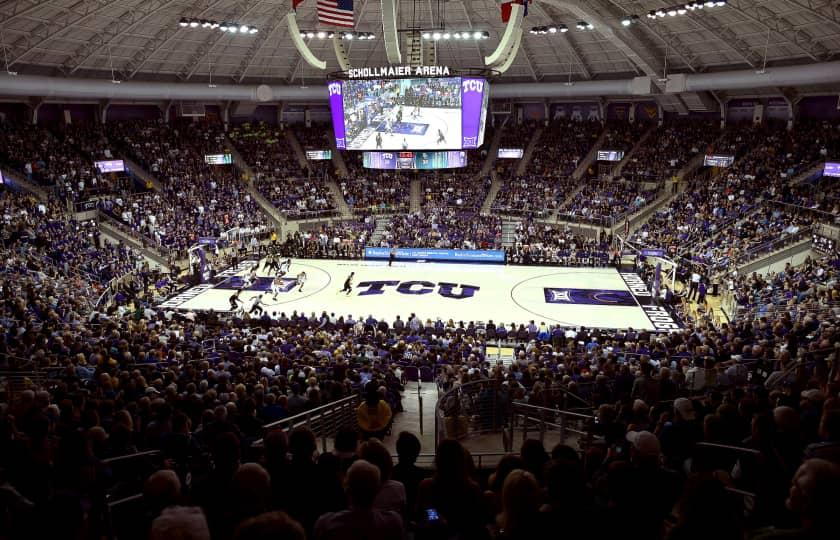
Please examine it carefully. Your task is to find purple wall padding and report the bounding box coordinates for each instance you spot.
[0,102,29,123]
[726,99,757,123]
[799,96,840,121]
[607,102,633,121]
[107,105,162,122]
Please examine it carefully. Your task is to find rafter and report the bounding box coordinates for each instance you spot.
[519,40,542,81]
[785,0,840,30]
[727,0,831,61]
[0,0,69,25]
[122,0,236,79]
[61,0,175,75]
[5,0,123,67]
[687,14,763,69]
[233,10,288,82]
[178,0,269,81]
[532,3,592,80]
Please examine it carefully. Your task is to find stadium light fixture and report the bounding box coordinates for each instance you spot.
[189,20,199,28]
[422,32,431,39]
[317,31,326,38]
[474,31,484,39]
[442,32,450,39]
[179,18,189,27]
[432,31,441,40]
[453,32,461,39]
[548,26,557,33]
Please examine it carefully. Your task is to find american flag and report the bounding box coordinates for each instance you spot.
[317,0,354,28]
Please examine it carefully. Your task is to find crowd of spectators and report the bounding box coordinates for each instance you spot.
[0,122,124,203]
[623,121,719,182]
[422,174,491,210]
[229,122,337,219]
[380,208,502,249]
[282,218,376,259]
[340,173,410,214]
[528,119,602,178]
[2,189,145,285]
[492,175,575,219]
[560,181,660,226]
[600,120,653,153]
[506,220,614,266]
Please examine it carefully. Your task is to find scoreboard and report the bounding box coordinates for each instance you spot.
[363,151,467,170]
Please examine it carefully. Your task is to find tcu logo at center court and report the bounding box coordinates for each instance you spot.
[328,82,342,96]
[461,79,484,93]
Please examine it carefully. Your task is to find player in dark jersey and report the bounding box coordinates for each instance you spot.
[229,289,243,311]
[376,132,383,149]
[437,128,446,144]
[340,272,354,295]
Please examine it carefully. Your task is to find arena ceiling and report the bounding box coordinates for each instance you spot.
[0,0,839,89]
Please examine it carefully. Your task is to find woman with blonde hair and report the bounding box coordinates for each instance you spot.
[495,469,545,540]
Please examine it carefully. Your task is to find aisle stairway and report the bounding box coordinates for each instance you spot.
[501,220,519,247]
[123,157,163,190]
[410,178,422,212]
[480,170,502,214]
[609,124,657,179]
[515,126,545,176]
[284,130,309,170]
[369,217,391,245]
[479,125,505,177]
[224,135,256,181]
[572,127,607,180]
[326,178,352,218]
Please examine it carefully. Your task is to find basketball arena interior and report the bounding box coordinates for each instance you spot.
[1,1,840,539]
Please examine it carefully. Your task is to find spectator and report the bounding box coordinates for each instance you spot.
[313,460,404,540]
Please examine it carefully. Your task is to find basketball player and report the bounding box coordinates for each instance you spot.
[278,258,292,276]
[271,275,286,300]
[264,252,279,274]
[340,271,354,296]
[412,104,421,118]
[242,266,258,288]
[401,138,408,150]
[388,247,396,267]
[229,289,243,311]
[248,294,265,317]
[375,132,383,149]
[436,128,446,144]
[296,271,307,292]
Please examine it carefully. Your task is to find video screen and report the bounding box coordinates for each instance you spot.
[306,150,332,160]
[823,162,840,177]
[704,154,735,167]
[328,77,488,151]
[205,154,232,165]
[597,150,624,162]
[94,159,125,173]
[498,148,523,159]
[362,151,467,170]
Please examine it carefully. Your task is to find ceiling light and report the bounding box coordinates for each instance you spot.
[239,25,249,33]
[677,8,687,14]
[211,22,219,29]
[345,32,354,39]
[189,20,199,28]
[621,17,632,26]
[705,1,716,6]
[474,31,484,39]
[422,31,431,39]
[443,32,450,39]
[656,9,666,17]
[559,25,568,33]
[432,31,441,40]
[249,27,258,34]
[453,32,461,39]
[201,20,211,28]
[179,18,189,27]
[317,31,326,38]
[587,23,594,29]
[715,0,727,5]
[306,31,315,38]
[228,26,238,33]
[548,26,557,33]
[667,8,678,16]
[327,32,335,38]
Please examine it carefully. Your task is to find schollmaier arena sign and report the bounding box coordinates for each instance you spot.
[346,65,451,79]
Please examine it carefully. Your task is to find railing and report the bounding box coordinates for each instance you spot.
[508,402,595,452]
[434,379,595,452]
[255,393,360,453]
[730,226,812,269]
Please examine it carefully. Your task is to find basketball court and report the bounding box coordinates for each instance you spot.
[158,258,682,331]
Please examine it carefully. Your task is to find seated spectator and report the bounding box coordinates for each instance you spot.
[233,511,306,540]
[313,459,404,540]
[359,438,406,515]
[149,506,211,540]
[357,382,393,440]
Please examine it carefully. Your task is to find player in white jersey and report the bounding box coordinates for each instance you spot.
[296,271,307,292]
[242,266,258,288]
[278,258,292,275]
[271,275,286,300]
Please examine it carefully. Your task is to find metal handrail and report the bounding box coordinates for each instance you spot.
[101,449,162,465]
[255,393,360,452]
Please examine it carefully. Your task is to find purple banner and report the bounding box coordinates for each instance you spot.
[327,81,347,149]
[94,159,125,173]
[824,162,840,178]
[460,77,487,149]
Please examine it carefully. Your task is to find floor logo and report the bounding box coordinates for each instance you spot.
[544,288,637,306]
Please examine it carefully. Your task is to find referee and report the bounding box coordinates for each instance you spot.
[389,247,396,267]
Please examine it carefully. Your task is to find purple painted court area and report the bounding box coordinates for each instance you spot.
[375,122,429,135]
